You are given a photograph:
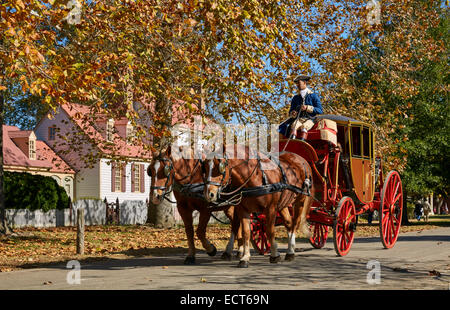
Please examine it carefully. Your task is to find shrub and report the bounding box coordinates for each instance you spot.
[4,171,70,212]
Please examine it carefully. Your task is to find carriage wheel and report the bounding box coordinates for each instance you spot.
[379,171,403,249]
[250,213,270,255]
[309,223,329,249]
[333,197,356,256]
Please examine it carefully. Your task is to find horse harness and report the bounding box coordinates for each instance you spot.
[207,152,313,208]
[150,153,313,209]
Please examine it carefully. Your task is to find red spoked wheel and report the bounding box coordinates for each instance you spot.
[309,222,329,249]
[333,197,357,256]
[250,213,270,255]
[379,171,403,249]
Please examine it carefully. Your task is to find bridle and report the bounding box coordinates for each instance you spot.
[203,153,260,206]
[149,156,174,202]
[149,155,205,203]
[203,153,230,190]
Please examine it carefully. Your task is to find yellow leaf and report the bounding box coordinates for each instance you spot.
[16,0,25,10]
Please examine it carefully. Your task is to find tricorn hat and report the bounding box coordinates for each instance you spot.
[294,74,311,83]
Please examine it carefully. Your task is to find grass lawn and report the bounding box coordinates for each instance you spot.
[0,214,449,272]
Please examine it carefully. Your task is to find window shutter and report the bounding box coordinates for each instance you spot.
[131,163,135,192]
[121,164,126,192]
[140,164,145,193]
[111,162,116,192]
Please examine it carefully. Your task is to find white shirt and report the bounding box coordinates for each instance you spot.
[300,87,310,99]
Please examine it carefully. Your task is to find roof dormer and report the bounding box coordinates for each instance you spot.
[126,121,135,143]
[9,130,37,160]
[106,118,114,142]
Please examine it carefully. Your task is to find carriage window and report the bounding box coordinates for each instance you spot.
[351,126,361,157]
[363,127,370,158]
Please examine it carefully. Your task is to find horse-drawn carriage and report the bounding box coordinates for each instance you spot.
[250,115,403,256]
[149,114,403,267]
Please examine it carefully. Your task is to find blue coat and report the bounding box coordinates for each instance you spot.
[278,91,323,136]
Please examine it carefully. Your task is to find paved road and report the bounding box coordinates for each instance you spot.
[1,227,449,290]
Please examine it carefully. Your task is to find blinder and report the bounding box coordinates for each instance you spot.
[204,154,230,196]
[150,156,174,199]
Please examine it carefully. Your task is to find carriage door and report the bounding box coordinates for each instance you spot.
[350,125,374,204]
[362,126,375,203]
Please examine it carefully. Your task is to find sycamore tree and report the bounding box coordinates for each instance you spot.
[1,0,67,233]
[0,0,324,231]
[1,0,445,232]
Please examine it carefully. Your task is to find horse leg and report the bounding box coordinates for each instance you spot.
[237,210,251,268]
[299,195,313,238]
[236,223,244,259]
[278,205,296,261]
[197,209,217,257]
[280,206,293,231]
[265,208,281,264]
[222,206,239,260]
[231,206,244,258]
[178,206,196,265]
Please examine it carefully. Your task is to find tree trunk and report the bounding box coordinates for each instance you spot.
[0,81,11,235]
[146,92,177,228]
[147,192,176,229]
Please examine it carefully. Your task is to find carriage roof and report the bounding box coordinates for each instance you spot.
[315,114,372,129]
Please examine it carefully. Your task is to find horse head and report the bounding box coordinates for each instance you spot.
[148,147,174,205]
[203,151,230,203]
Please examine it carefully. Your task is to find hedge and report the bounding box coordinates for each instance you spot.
[4,171,70,212]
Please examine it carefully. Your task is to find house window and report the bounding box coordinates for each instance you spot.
[48,125,57,140]
[29,139,36,160]
[134,164,141,192]
[111,162,126,192]
[106,119,114,142]
[131,163,145,193]
[126,122,134,143]
[114,165,122,192]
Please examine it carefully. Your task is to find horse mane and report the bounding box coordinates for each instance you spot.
[213,143,279,171]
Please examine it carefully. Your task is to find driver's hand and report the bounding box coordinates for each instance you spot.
[290,110,297,118]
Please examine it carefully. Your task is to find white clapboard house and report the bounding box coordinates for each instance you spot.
[34,103,152,203]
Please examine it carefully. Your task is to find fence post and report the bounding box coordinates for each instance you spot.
[104,197,108,225]
[76,208,85,255]
[69,197,73,226]
[116,197,120,225]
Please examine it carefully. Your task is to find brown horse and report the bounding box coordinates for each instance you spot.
[203,144,314,268]
[148,145,241,264]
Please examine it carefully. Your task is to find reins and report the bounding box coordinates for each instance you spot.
[218,159,260,197]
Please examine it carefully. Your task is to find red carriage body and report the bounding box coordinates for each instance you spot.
[251,115,403,256]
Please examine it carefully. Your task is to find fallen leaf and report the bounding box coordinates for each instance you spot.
[428,270,441,277]
[201,277,207,283]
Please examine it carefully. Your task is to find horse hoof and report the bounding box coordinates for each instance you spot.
[269,255,281,264]
[221,252,232,261]
[184,256,196,265]
[207,245,217,257]
[285,253,295,261]
[237,261,249,268]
